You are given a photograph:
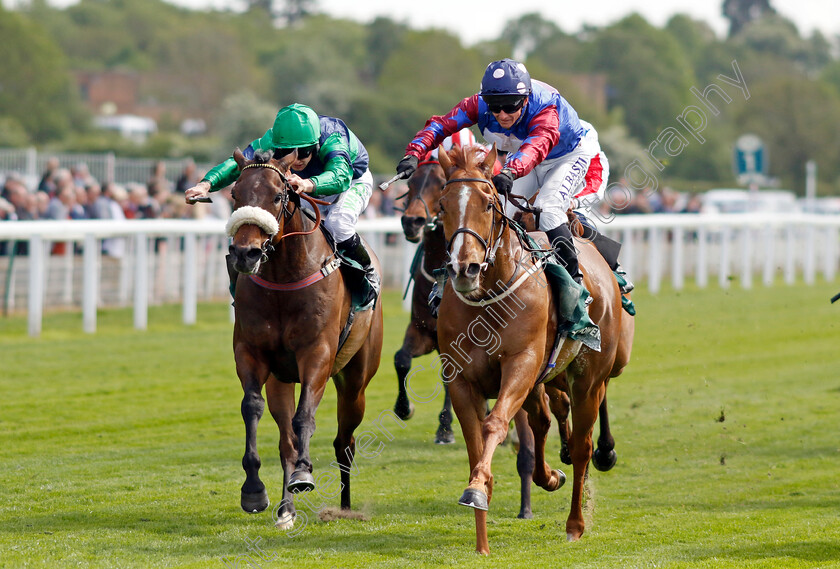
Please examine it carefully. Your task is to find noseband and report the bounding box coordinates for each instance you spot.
[399,161,443,230]
[443,177,506,268]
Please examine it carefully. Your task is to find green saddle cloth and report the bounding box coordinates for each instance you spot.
[515,228,601,352]
[334,251,376,312]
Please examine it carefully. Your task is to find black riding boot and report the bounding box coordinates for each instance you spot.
[337,233,381,306]
[546,225,584,285]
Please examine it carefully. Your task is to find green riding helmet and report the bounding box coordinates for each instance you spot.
[271,104,320,148]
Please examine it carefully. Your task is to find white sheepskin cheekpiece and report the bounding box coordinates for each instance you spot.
[225,206,280,238]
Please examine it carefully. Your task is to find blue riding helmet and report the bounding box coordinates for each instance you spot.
[479,59,532,98]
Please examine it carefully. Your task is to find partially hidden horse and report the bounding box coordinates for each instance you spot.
[436,144,630,552]
[226,148,383,529]
[394,153,539,518]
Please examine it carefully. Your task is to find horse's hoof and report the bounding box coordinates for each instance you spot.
[592,448,617,472]
[287,471,315,494]
[394,400,415,421]
[560,446,572,465]
[240,489,270,513]
[435,426,455,445]
[458,488,489,511]
[551,469,566,490]
[274,511,295,530]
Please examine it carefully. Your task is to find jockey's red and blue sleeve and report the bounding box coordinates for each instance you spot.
[504,105,562,179]
[404,95,480,159]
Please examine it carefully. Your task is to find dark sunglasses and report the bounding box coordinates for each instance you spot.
[274,145,317,160]
[486,98,526,114]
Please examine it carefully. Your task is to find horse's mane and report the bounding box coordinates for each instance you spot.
[447,145,490,175]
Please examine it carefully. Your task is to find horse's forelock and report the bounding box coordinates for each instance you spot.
[253,150,272,164]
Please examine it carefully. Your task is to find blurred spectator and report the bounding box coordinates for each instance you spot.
[100,183,128,258]
[38,156,60,195]
[125,183,160,219]
[175,160,199,194]
[71,162,95,190]
[623,187,655,214]
[45,183,76,221]
[3,178,36,221]
[35,192,49,218]
[147,160,172,198]
[85,182,106,219]
[364,189,383,219]
[0,196,14,221]
[681,193,703,214]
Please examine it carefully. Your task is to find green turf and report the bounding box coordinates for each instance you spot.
[1,281,839,568]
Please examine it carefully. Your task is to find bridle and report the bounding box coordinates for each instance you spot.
[397,160,443,231]
[443,176,507,269]
[239,162,331,258]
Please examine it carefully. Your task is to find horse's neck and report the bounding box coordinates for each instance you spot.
[478,224,524,294]
[266,208,329,281]
[423,225,447,272]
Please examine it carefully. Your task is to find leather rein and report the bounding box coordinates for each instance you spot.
[442,176,507,269]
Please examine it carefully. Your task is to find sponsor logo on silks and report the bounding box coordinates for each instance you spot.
[560,157,588,197]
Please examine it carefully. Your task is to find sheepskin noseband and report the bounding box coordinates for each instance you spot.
[225,206,280,238]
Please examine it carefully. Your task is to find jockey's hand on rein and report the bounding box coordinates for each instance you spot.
[492,169,514,195]
[396,155,419,179]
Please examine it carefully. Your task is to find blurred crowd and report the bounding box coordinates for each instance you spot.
[593,179,703,217]
[0,157,235,224]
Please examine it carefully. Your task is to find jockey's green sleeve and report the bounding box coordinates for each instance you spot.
[309,132,354,197]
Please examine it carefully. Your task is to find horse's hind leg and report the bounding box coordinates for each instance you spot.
[513,409,534,519]
[266,377,298,528]
[592,389,617,472]
[566,378,606,541]
[546,383,572,465]
[237,355,270,513]
[523,386,566,493]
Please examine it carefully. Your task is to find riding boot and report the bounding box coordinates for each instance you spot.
[615,262,635,295]
[337,233,381,306]
[546,225,592,307]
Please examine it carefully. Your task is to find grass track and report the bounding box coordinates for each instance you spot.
[1,281,839,568]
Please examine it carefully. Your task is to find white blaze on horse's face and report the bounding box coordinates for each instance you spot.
[447,185,472,274]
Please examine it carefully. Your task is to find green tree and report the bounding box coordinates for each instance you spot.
[588,14,695,143]
[0,6,85,143]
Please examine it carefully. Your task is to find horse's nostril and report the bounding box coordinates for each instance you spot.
[245,248,263,263]
[447,265,457,280]
[466,263,482,278]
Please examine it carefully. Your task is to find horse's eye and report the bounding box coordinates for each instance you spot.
[230,190,236,201]
[274,192,283,204]
[438,201,445,213]
[486,201,493,211]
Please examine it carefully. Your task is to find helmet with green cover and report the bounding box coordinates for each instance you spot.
[271,104,320,149]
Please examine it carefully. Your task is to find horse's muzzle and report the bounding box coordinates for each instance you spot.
[229,244,264,274]
[401,216,425,243]
[447,262,482,294]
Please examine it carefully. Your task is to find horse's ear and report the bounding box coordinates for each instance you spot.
[438,145,453,173]
[233,148,246,170]
[481,144,498,175]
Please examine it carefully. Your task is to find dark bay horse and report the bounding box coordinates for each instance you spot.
[436,145,627,552]
[394,154,538,518]
[226,149,383,530]
[393,156,455,444]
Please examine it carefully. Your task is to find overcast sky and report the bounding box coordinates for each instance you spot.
[15,0,839,45]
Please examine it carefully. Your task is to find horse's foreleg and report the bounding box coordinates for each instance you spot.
[513,409,535,519]
[449,379,490,554]
[566,379,605,541]
[287,356,331,494]
[436,384,455,444]
[266,377,298,529]
[393,324,435,421]
[237,351,270,513]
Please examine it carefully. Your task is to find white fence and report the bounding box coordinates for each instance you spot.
[1,213,838,336]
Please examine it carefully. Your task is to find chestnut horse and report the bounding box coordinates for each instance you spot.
[394,155,539,517]
[226,149,383,529]
[436,145,627,552]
